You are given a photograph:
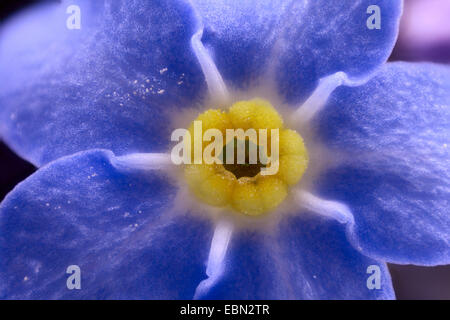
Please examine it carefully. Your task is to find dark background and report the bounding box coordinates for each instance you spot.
[1,0,449,300]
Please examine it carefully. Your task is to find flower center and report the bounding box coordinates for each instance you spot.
[221,138,266,179]
[183,98,309,216]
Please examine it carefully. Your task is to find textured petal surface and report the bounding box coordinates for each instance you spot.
[0,150,212,299]
[193,0,402,103]
[202,213,394,300]
[0,0,206,166]
[314,62,450,265]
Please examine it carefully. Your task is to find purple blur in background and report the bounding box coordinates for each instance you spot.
[390,0,450,64]
[0,0,449,300]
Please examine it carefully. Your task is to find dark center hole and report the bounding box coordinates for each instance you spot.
[221,139,266,179]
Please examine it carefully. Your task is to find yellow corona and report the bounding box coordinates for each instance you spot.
[184,99,308,216]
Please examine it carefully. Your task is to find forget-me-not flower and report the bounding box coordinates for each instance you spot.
[0,0,449,299]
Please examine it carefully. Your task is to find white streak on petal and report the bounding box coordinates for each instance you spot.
[294,189,355,224]
[291,72,370,125]
[191,28,230,105]
[112,153,172,171]
[193,219,234,299]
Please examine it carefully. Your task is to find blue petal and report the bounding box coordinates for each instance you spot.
[194,0,402,103]
[202,214,394,300]
[314,62,450,265]
[0,149,213,299]
[0,0,206,166]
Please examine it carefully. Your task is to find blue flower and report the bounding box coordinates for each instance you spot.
[0,0,448,300]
